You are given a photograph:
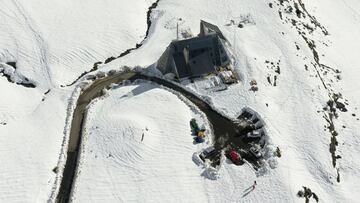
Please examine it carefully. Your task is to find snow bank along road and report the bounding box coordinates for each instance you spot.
[57,69,266,202]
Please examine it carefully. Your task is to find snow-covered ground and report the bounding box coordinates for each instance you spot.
[71,82,289,202]
[1,0,360,202]
[71,83,207,202]
[0,0,155,202]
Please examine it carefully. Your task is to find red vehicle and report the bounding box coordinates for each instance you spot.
[227,150,242,164]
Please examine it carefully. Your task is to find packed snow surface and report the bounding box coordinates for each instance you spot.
[0,0,360,202]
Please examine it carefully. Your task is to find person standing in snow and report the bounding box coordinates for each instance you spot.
[252,181,257,190]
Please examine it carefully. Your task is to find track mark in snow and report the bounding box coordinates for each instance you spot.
[65,0,161,87]
[12,0,52,87]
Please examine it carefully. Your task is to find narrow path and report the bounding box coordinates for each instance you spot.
[56,71,257,202]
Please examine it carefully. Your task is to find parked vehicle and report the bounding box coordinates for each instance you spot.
[250,144,262,158]
[194,136,205,143]
[190,118,200,133]
[253,120,263,129]
[199,146,216,161]
[197,130,205,138]
[227,150,242,164]
[247,129,264,139]
[241,110,253,120]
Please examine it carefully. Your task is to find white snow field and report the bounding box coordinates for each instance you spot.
[71,83,207,202]
[0,0,155,202]
[1,0,360,202]
[71,82,291,202]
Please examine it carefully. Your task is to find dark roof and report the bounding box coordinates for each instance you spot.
[189,52,215,77]
[157,20,230,79]
[173,53,190,78]
[172,34,216,53]
[171,34,219,78]
[200,20,227,41]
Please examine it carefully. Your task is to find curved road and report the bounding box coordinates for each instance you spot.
[56,71,255,202]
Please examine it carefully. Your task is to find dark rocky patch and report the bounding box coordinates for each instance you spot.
[44,89,51,95]
[0,68,36,88]
[323,96,346,168]
[297,186,319,202]
[66,61,102,86]
[337,168,340,182]
[297,0,329,35]
[104,56,116,64]
[265,59,281,86]
[294,2,303,18]
[267,75,272,85]
[273,75,277,86]
[274,147,281,157]
[52,166,58,174]
[6,62,16,69]
[275,66,281,74]
[285,5,293,13]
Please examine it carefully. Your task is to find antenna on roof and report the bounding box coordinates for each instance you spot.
[176,22,179,40]
[233,22,236,50]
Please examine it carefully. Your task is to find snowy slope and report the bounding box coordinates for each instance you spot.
[95,0,360,202]
[0,0,154,87]
[0,1,156,202]
[0,0,360,202]
[71,82,292,202]
[71,83,209,202]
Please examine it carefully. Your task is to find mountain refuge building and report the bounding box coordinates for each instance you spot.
[156,20,237,83]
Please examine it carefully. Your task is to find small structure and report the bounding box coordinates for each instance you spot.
[157,20,235,82]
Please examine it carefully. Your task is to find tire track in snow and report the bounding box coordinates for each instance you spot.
[65,0,161,87]
[12,0,52,87]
